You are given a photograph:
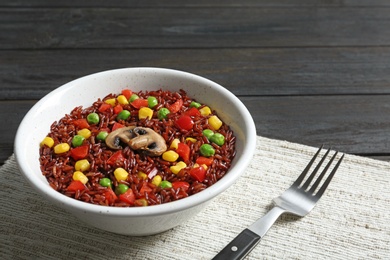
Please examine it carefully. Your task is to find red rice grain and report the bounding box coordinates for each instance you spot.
[39,89,236,207]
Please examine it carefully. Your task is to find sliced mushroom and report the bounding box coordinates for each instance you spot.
[105,126,136,150]
[128,127,167,156]
[105,126,167,156]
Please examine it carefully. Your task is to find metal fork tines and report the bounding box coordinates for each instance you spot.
[213,146,344,260]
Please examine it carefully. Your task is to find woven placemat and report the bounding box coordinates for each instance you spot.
[1,136,389,259]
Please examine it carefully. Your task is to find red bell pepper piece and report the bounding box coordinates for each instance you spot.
[189,166,206,182]
[175,115,194,131]
[196,156,214,166]
[119,189,136,205]
[72,119,90,129]
[67,180,87,192]
[107,151,125,166]
[121,89,132,100]
[177,142,190,163]
[98,103,111,113]
[168,99,183,113]
[172,181,190,192]
[184,107,201,117]
[70,145,89,160]
[111,122,125,131]
[139,182,154,195]
[131,98,148,109]
[113,104,123,114]
[104,188,118,204]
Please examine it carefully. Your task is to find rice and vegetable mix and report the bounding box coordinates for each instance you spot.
[39,89,236,207]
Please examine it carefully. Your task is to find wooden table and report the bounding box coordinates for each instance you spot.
[2,1,390,165]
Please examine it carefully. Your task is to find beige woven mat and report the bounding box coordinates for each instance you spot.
[1,136,389,259]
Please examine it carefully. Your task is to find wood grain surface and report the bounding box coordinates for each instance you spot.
[1,1,390,163]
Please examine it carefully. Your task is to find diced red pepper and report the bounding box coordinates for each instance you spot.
[98,103,111,113]
[104,188,118,204]
[72,119,90,129]
[139,182,153,195]
[172,181,190,192]
[121,89,132,100]
[168,99,183,113]
[70,145,89,160]
[119,189,136,205]
[196,156,214,166]
[189,166,206,182]
[107,151,125,166]
[113,104,123,114]
[67,180,87,192]
[177,142,190,163]
[184,107,201,117]
[131,98,148,109]
[175,115,194,131]
[111,122,125,131]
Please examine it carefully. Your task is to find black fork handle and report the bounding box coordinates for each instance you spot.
[212,229,261,260]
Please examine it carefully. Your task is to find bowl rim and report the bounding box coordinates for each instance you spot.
[14,67,257,217]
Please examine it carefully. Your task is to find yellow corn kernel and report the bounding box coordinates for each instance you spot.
[199,106,211,116]
[105,98,116,106]
[208,115,223,130]
[114,167,129,182]
[138,171,147,180]
[138,107,154,120]
[170,161,187,174]
[40,136,54,148]
[54,143,70,154]
[151,175,162,186]
[185,137,197,143]
[170,138,180,149]
[162,150,179,162]
[77,128,91,139]
[117,95,129,105]
[73,171,88,184]
[75,159,90,172]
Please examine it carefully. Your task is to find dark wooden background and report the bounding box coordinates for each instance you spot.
[2,0,390,164]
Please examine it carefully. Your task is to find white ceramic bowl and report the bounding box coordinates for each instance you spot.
[14,68,257,236]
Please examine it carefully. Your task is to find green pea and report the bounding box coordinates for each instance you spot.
[117,110,131,121]
[99,178,112,188]
[157,108,170,120]
[72,135,85,147]
[200,144,215,157]
[129,94,139,102]
[190,101,201,108]
[87,112,100,124]
[96,131,108,141]
[147,96,158,108]
[115,183,129,195]
[209,133,225,146]
[159,180,172,189]
[202,129,214,140]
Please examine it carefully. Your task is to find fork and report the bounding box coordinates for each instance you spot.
[212,146,344,260]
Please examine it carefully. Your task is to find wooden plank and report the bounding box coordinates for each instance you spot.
[2,0,390,8]
[0,100,36,164]
[2,47,390,100]
[2,95,390,163]
[1,7,390,49]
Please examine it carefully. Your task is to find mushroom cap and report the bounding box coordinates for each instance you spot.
[128,127,167,156]
[105,126,167,156]
[105,126,136,150]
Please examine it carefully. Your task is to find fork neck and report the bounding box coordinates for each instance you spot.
[248,206,286,238]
